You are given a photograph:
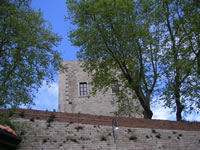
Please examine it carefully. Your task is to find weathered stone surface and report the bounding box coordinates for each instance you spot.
[59,60,143,117]
[7,109,200,150]
[15,118,200,150]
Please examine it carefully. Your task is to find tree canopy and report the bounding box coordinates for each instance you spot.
[0,0,62,108]
[67,0,200,120]
[67,0,161,119]
[156,0,200,121]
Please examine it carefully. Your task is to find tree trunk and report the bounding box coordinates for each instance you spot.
[143,108,153,119]
[197,52,200,75]
[174,77,184,121]
[176,99,184,121]
[135,88,153,119]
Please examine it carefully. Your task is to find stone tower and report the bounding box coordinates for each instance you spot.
[59,60,143,117]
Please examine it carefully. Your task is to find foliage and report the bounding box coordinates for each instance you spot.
[0,0,62,108]
[19,111,25,118]
[100,135,107,141]
[0,114,16,130]
[30,117,34,122]
[129,136,137,141]
[67,0,161,119]
[75,125,84,131]
[155,0,200,120]
[47,113,55,127]
[67,0,200,120]
[43,138,47,143]
[155,133,161,139]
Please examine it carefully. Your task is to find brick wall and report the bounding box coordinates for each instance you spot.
[2,109,200,150]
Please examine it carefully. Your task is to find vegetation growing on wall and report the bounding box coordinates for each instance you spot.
[47,113,55,127]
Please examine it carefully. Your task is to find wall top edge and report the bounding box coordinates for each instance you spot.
[0,109,199,131]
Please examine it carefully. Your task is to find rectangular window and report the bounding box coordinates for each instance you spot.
[79,82,88,96]
[111,82,119,94]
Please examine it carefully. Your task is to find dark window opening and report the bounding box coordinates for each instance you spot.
[111,82,119,94]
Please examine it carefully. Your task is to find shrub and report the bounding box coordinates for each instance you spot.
[152,129,157,134]
[43,139,47,143]
[46,113,55,127]
[0,115,16,130]
[100,136,107,141]
[30,118,34,122]
[156,134,161,139]
[75,126,83,131]
[129,136,137,141]
[19,111,25,118]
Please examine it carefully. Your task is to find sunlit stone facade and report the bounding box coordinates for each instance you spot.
[59,60,143,117]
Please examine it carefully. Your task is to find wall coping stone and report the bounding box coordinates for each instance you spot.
[0,109,199,131]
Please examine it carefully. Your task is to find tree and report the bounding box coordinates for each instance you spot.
[156,0,200,121]
[0,0,62,108]
[67,0,161,119]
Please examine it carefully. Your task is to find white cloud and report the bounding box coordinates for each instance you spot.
[184,113,200,121]
[48,82,58,96]
[152,102,200,121]
[31,81,58,111]
[152,106,175,120]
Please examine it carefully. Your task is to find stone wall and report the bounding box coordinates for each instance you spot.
[7,109,200,150]
[59,60,143,117]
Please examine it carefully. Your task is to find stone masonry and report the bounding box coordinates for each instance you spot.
[59,60,143,117]
[6,109,200,150]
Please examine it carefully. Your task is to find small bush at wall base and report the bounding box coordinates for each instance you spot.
[79,136,90,141]
[156,134,161,139]
[100,136,107,141]
[108,133,111,136]
[43,139,47,143]
[20,130,25,136]
[30,118,34,122]
[46,113,55,127]
[177,134,183,140]
[8,110,14,117]
[66,136,79,143]
[129,136,137,141]
[128,129,132,133]
[19,111,25,118]
[172,131,176,134]
[70,138,79,143]
[47,113,55,123]
[152,129,157,134]
[75,126,84,131]
[0,115,16,130]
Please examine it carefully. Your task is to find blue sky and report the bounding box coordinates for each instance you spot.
[30,0,199,121]
[30,0,78,111]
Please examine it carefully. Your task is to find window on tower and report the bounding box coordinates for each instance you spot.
[111,82,119,94]
[79,82,88,96]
